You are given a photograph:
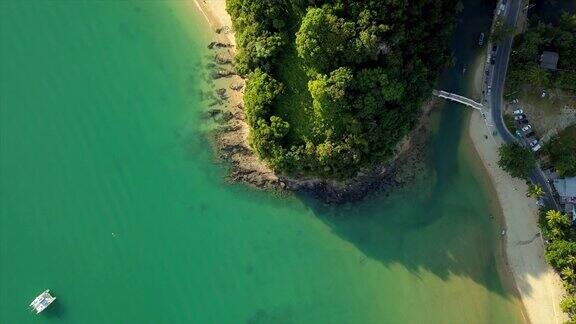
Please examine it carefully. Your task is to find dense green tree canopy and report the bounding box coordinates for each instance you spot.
[507,13,576,93]
[544,125,576,177]
[546,240,576,273]
[497,143,536,180]
[227,0,457,178]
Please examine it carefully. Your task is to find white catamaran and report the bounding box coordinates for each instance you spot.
[29,290,56,313]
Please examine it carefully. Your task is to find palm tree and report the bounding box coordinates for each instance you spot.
[567,255,576,267]
[528,184,544,198]
[563,281,575,294]
[562,267,576,283]
[546,210,571,229]
[560,295,576,314]
[550,227,565,240]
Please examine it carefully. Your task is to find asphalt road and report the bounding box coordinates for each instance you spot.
[487,0,560,209]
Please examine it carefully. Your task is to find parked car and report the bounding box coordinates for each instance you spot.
[522,125,532,132]
[525,131,535,138]
[514,114,526,120]
[513,109,524,115]
[513,99,519,103]
[529,139,539,147]
[532,144,542,152]
[515,130,523,137]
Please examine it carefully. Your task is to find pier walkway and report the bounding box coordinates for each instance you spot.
[433,90,484,110]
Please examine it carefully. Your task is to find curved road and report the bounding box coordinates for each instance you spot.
[488,0,560,209]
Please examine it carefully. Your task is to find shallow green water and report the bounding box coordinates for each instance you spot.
[0,1,525,323]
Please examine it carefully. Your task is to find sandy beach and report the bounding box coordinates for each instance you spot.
[192,0,235,47]
[469,59,567,323]
[189,0,283,188]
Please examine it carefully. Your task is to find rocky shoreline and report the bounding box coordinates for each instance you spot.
[201,28,438,204]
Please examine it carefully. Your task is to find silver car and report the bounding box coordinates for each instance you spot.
[522,125,532,132]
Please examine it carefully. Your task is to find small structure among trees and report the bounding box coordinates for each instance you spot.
[553,177,576,221]
[540,51,559,70]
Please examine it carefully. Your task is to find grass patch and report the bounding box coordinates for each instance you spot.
[269,3,315,145]
[519,86,572,118]
[273,42,315,144]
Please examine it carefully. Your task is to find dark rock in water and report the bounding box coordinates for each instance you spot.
[208,41,233,50]
[208,99,223,107]
[230,82,244,91]
[216,26,231,34]
[281,163,400,204]
[218,124,242,133]
[199,90,216,101]
[204,108,222,119]
[216,88,228,100]
[215,111,233,124]
[215,54,232,65]
[215,42,233,48]
[211,69,235,79]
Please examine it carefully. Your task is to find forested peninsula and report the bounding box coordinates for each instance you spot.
[226,0,457,180]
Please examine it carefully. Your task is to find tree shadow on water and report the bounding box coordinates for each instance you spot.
[295,177,535,299]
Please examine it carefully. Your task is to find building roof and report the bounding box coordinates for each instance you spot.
[553,177,576,198]
[540,51,559,70]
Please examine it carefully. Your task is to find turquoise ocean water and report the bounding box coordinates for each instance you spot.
[0,1,525,323]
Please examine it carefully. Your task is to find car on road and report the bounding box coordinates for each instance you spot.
[487,85,492,94]
[514,114,526,120]
[522,125,532,132]
[513,109,523,115]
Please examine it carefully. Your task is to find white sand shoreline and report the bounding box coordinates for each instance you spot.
[192,0,235,47]
[468,57,566,323]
